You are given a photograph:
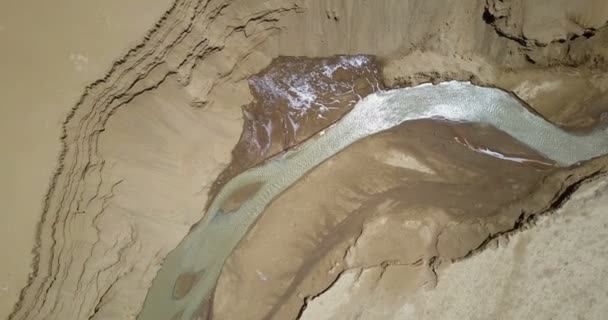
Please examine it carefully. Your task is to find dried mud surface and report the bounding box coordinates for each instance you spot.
[3,0,608,319]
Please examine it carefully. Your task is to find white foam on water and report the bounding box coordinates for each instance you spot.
[454,137,555,166]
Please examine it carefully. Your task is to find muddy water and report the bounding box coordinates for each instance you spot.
[138,80,608,319]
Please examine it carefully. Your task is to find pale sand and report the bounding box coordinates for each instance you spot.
[0,0,172,316]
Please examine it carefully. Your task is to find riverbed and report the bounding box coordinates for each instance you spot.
[138,81,608,320]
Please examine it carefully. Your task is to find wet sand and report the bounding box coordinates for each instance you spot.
[220,182,264,213]
[212,119,563,319]
[209,55,383,202]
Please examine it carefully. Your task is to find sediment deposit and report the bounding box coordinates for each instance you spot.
[3,0,608,320]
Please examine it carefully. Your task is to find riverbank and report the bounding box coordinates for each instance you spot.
[5,1,608,319]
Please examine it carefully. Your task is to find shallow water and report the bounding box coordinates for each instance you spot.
[138,81,608,320]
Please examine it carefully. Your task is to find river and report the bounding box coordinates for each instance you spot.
[138,81,608,320]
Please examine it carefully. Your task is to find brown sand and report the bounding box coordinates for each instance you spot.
[173,271,203,300]
[213,119,604,320]
[220,182,264,213]
[2,0,608,319]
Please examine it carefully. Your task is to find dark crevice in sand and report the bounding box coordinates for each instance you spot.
[455,168,607,263]
[295,268,344,320]
[86,276,120,320]
[484,0,608,48]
